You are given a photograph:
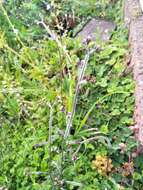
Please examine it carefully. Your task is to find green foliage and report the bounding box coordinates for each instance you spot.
[0,0,142,190]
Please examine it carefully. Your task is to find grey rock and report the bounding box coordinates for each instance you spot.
[76,18,116,43]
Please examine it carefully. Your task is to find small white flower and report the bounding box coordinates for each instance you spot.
[79,80,87,85]
[13,29,19,35]
[46,4,51,11]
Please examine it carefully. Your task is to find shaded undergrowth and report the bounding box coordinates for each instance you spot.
[0,1,143,190]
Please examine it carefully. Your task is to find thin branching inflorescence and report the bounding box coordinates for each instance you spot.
[39,20,98,139]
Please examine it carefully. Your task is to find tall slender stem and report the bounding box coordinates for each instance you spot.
[64,46,97,139]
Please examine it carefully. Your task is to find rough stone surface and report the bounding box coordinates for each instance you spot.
[125,0,143,145]
[124,0,142,27]
[139,0,143,12]
[76,18,116,43]
[129,16,143,144]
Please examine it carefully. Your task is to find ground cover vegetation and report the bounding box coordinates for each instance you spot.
[0,0,143,189]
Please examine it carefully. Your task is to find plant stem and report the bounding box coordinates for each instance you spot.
[48,102,55,185]
[64,46,97,139]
